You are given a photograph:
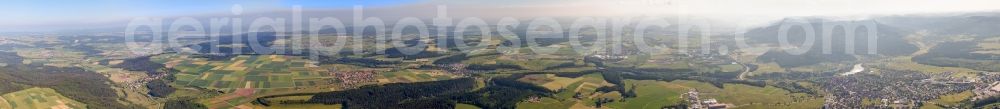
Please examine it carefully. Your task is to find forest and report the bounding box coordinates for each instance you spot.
[0,52,136,109]
[913,41,1000,72]
[112,56,166,75]
[306,78,478,109]
[317,55,400,67]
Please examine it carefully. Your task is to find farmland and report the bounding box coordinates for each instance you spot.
[515,73,618,109]
[151,53,464,108]
[378,69,460,84]
[0,87,87,109]
[150,54,343,108]
[516,75,823,109]
[153,54,333,90]
[606,80,822,109]
[14,48,87,67]
[3,5,1000,109]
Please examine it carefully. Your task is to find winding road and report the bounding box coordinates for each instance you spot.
[737,63,750,80]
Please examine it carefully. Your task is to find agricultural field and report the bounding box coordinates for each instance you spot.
[149,54,350,108]
[377,69,460,83]
[500,59,575,71]
[14,48,87,67]
[152,53,466,109]
[874,56,981,77]
[748,62,787,75]
[512,79,824,109]
[514,73,822,109]
[240,103,342,109]
[972,37,1000,55]
[153,54,334,90]
[603,80,684,109]
[786,62,844,73]
[85,43,152,59]
[0,88,87,109]
[516,73,616,109]
[456,103,481,109]
[239,95,345,109]
[517,74,612,91]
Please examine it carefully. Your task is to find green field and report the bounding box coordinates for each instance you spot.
[0,88,87,109]
[515,74,816,109]
[456,103,482,109]
[603,80,685,109]
[558,79,822,109]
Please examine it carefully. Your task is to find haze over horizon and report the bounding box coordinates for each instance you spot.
[3,1,1000,109]
[3,0,1000,32]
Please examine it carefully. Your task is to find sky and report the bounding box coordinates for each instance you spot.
[0,0,418,31]
[2,0,999,32]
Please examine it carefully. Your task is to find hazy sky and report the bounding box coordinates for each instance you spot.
[2,0,999,32]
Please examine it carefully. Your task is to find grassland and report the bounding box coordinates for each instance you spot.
[0,87,87,109]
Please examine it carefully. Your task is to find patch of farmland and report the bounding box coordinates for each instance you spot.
[377,69,459,84]
[0,87,87,109]
[156,54,334,90]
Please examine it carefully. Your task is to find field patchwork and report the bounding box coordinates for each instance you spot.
[153,54,335,90]
[0,88,87,109]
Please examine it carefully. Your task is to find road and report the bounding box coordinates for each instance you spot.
[737,63,750,80]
